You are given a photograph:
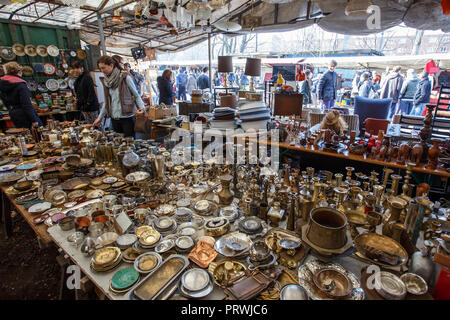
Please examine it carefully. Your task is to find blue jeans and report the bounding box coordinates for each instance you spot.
[388,101,399,119]
[178,85,187,101]
[398,99,414,115]
[321,99,335,112]
[410,103,427,116]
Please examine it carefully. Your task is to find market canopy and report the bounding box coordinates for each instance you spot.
[0,0,449,54]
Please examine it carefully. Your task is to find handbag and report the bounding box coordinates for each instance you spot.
[134,109,153,134]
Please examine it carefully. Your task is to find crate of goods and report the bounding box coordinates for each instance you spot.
[148,106,177,120]
[178,102,213,116]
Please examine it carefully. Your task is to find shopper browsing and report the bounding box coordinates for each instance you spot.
[93,56,145,138]
[157,69,176,105]
[0,62,42,129]
[318,60,338,112]
[73,60,100,124]
[410,71,432,116]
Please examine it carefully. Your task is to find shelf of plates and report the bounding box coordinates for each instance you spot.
[0,20,86,93]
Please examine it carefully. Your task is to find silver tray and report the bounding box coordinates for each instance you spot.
[128,254,189,300]
[214,231,252,258]
[297,259,365,300]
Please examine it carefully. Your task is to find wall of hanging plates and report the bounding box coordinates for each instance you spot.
[0,20,84,125]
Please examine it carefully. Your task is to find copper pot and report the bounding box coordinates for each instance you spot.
[306,207,348,250]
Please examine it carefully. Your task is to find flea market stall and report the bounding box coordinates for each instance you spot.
[0,0,450,302]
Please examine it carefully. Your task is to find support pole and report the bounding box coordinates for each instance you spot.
[97,12,107,56]
[208,32,212,92]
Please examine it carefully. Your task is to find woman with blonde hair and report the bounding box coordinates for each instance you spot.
[0,62,42,128]
[318,109,348,136]
[157,69,176,105]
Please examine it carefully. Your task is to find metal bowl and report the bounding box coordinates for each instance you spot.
[14,180,33,191]
[375,271,407,300]
[280,284,309,300]
[181,268,210,292]
[313,268,353,299]
[249,240,271,262]
[59,216,75,231]
[175,236,195,251]
[400,273,428,296]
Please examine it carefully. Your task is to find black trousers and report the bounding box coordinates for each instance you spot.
[111,116,135,138]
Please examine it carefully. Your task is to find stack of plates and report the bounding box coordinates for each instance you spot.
[179,268,214,299]
[237,102,270,132]
[109,268,140,295]
[210,107,237,129]
[154,217,177,236]
[136,227,161,249]
[90,247,122,272]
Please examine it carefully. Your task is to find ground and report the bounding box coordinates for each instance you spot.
[0,212,60,300]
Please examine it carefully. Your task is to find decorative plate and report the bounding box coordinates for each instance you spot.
[27,80,38,91]
[36,45,48,57]
[45,79,59,91]
[28,201,52,214]
[0,164,16,172]
[43,63,56,76]
[56,69,65,77]
[112,181,126,188]
[111,268,139,290]
[0,47,15,60]
[86,189,105,199]
[16,164,36,171]
[47,45,59,57]
[33,63,45,73]
[24,44,37,56]
[69,50,77,57]
[68,78,76,90]
[57,79,68,89]
[102,176,118,184]
[23,66,34,77]
[125,171,150,183]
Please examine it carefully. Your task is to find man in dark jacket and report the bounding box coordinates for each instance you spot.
[318,60,338,112]
[0,62,42,129]
[410,71,432,116]
[380,65,403,119]
[73,61,100,124]
[124,63,145,96]
[197,67,210,90]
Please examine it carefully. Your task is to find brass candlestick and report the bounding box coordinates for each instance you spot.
[382,168,393,188]
[345,166,354,182]
[335,173,343,187]
[391,174,402,196]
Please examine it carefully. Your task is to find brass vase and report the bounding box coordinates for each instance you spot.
[218,174,234,205]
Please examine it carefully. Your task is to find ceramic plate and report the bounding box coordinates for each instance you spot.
[47,45,59,57]
[57,79,68,89]
[0,164,16,172]
[16,164,36,170]
[28,201,52,214]
[102,176,118,184]
[43,63,56,76]
[125,171,150,183]
[111,268,139,290]
[46,79,59,91]
[112,181,126,188]
[86,189,105,199]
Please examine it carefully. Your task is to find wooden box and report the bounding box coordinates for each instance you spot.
[273,93,303,116]
[178,102,213,116]
[148,106,177,120]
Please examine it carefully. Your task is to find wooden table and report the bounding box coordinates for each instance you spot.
[1,185,52,245]
[250,139,450,178]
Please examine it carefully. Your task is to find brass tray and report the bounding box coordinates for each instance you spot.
[354,233,408,267]
[265,227,301,251]
[131,254,189,300]
[208,260,248,288]
[61,177,91,191]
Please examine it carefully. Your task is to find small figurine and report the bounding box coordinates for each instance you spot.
[410,143,424,166]
[397,142,410,165]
